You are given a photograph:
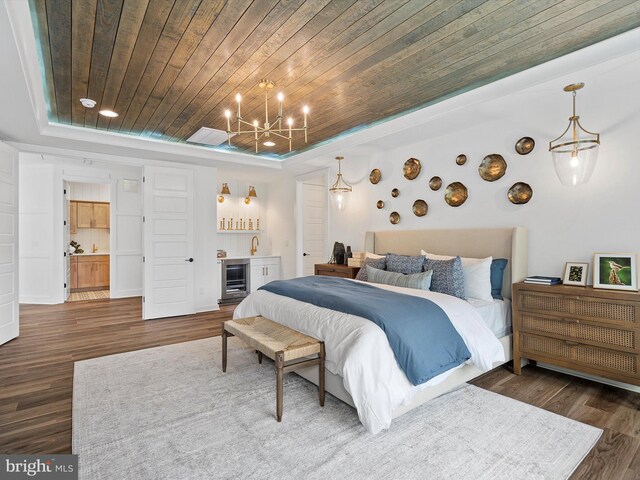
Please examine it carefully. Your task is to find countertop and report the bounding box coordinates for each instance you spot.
[70,252,110,256]
[217,255,280,261]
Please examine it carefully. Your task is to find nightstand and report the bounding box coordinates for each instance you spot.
[314,263,360,279]
[512,282,640,387]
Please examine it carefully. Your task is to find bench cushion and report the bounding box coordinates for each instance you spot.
[225,316,321,362]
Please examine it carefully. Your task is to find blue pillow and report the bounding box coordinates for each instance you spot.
[355,257,386,282]
[367,265,433,291]
[490,258,509,300]
[423,256,465,299]
[386,253,424,274]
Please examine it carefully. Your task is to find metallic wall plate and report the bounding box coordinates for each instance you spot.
[444,182,468,207]
[403,158,421,180]
[429,176,442,191]
[370,168,382,184]
[507,182,533,204]
[389,211,400,224]
[478,154,507,181]
[413,199,428,217]
[456,154,467,165]
[515,137,535,155]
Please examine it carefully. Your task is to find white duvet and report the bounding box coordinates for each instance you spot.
[234,279,505,433]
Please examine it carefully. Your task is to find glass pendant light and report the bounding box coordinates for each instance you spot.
[549,83,600,186]
[329,156,352,211]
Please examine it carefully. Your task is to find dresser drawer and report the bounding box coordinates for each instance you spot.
[520,332,639,378]
[518,290,638,324]
[315,267,350,278]
[520,313,638,352]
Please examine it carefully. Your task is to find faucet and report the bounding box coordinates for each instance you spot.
[92,243,98,253]
[251,236,259,256]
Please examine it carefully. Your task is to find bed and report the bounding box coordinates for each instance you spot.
[235,227,527,432]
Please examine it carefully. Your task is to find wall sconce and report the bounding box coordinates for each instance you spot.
[549,82,600,186]
[244,186,257,205]
[217,182,231,203]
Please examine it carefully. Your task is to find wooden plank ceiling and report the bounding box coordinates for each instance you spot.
[29,0,640,157]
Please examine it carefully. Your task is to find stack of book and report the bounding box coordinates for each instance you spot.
[524,275,562,285]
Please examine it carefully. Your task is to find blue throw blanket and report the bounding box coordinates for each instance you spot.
[260,276,471,385]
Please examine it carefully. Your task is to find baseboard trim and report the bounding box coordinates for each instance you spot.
[196,304,220,313]
[537,362,640,393]
[110,290,142,299]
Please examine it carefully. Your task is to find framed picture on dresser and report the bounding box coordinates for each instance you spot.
[563,262,589,286]
[593,253,638,291]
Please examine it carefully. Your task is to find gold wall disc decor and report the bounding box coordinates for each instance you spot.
[391,188,400,197]
[376,200,384,209]
[429,176,442,191]
[515,137,535,155]
[456,154,467,166]
[369,168,382,184]
[444,182,468,207]
[403,158,421,180]
[507,182,533,204]
[478,154,507,181]
[389,211,400,224]
[413,199,428,217]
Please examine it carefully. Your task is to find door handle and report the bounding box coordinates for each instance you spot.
[185,258,194,262]
[303,253,309,256]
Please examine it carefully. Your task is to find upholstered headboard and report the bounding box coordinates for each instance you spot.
[364,227,528,300]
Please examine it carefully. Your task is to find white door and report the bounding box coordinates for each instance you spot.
[63,181,70,300]
[0,142,19,346]
[143,166,195,320]
[301,182,327,276]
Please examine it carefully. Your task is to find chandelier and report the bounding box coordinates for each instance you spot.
[549,82,600,186]
[224,80,309,153]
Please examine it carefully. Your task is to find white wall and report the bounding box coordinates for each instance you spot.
[19,163,59,303]
[193,164,218,312]
[266,175,297,279]
[319,46,640,281]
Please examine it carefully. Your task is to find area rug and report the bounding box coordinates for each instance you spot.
[73,337,601,480]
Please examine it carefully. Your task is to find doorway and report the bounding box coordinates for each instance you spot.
[65,181,111,302]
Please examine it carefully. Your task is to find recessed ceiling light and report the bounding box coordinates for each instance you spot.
[263,141,275,147]
[99,109,119,118]
[79,98,96,108]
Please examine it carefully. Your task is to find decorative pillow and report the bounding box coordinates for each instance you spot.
[355,257,386,282]
[490,258,509,300]
[423,257,465,299]
[421,250,493,301]
[365,251,385,259]
[386,253,425,274]
[367,265,432,291]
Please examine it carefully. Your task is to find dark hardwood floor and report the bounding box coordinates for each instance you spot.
[1,298,639,479]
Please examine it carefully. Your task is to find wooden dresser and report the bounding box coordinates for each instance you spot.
[513,282,640,387]
[314,263,360,279]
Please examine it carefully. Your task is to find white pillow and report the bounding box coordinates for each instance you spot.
[365,251,385,259]
[421,250,493,301]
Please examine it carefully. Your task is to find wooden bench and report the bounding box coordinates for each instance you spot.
[222,316,325,422]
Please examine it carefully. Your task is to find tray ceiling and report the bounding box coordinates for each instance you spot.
[29,0,640,158]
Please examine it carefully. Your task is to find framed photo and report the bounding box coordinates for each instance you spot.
[593,253,638,291]
[563,262,589,286]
